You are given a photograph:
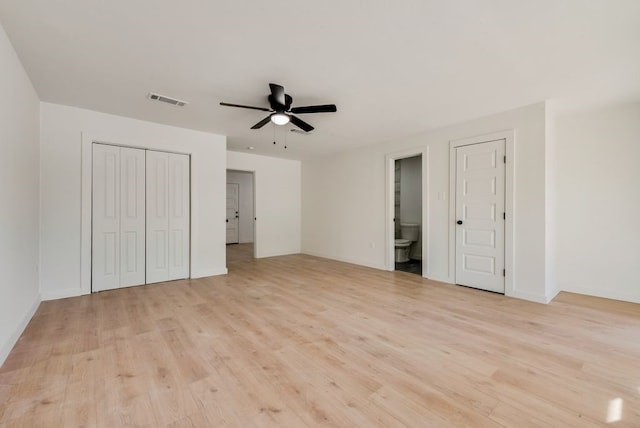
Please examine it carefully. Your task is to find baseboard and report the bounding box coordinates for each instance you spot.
[561,286,640,304]
[0,293,41,367]
[41,288,83,301]
[545,287,562,303]
[301,250,385,271]
[191,267,228,278]
[256,249,302,259]
[506,289,549,304]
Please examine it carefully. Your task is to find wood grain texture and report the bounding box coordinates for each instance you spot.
[1,249,639,427]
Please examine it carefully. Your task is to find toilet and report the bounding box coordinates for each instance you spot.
[394,223,420,263]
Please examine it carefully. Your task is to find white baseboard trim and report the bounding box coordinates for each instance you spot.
[0,293,41,367]
[301,251,385,271]
[256,249,301,259]
[561,286,640,304]
[41,288,83,301]
[545,287,562,303]
[506,289,549,304]
[425,274,453,284]
[191,267,228,278]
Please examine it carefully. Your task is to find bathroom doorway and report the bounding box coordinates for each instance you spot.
[226,170,255,263]
[393,155,423,275]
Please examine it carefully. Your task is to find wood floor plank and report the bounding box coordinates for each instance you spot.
[1,245,639,426]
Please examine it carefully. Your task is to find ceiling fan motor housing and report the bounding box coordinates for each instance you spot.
[268,93,292,112]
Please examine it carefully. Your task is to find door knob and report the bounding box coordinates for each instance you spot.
[226,219,229,223]
[457,220,463,225]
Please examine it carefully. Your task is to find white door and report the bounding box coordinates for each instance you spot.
[92,144,121,291]
[92,144,146,291]
[455,139,505,293]
[226,183,239,244]
[119,147,146,287]
[146,151,170,284]
[168,153,190,280]
[146,151,190,284]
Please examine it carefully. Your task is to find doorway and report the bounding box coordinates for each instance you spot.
[391,154,423,276]
[226,170,255,263]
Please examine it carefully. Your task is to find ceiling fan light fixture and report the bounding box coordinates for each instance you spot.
[271,113,290,126]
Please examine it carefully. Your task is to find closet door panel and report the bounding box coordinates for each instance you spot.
[168,153,190,280]
[146,150,170,284]
[92,144,121,292]
[120,147,146,287]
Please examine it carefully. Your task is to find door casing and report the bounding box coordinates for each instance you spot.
[454,139,505,293]
[449,130,514,297]
[385,147,429,275]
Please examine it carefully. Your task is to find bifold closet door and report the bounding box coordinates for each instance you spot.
[119,147,146,287]
[168,153,190,280]
[92,144,146,291]
[146,151,190,284]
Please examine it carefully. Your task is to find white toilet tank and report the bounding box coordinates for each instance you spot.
[400,223,420,241]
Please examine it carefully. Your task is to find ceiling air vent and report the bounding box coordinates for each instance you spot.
[147,92,188,107]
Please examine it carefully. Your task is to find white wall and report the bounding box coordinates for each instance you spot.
[227,151,301,258]
[303,103,549,302]
[0,23,41,365]
[226,170,254,243]
[39,103,227,300]
[552,102,640,303]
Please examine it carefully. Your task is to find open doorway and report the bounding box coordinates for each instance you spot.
[226,170,255,264]
[392,155,423,275]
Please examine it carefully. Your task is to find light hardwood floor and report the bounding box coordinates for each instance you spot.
[1,252,639,427]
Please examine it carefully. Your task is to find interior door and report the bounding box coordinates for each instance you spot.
[119,147,146,287]
[168,153,190,280]
[455,139,505,293]
[146,150,170,284]
[226,183,239,244]
[92,144,121,292]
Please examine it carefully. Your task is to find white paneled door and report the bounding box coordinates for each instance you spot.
[146,150,169,284]
[168,153,190,280]
[226,183,239,244]
[146,151,190,284]
[92,144,146,291]
[455,139,505,293]
[92,143,190,291]
[119,147,146,287]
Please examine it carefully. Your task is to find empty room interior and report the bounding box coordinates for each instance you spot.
[1,1,639,426]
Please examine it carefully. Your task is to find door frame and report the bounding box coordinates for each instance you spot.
[81,135,192,295]
[448,130,514,297]
[226,169,257,259]
[385,147,429,275]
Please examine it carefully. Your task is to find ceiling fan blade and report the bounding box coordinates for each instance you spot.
[289,115,314,132]
[290,104,337,114]
[269,83,286,106]
[250,115,272,129]
[220,102,271,112]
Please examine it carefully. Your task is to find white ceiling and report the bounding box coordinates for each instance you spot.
[1,1,639,160]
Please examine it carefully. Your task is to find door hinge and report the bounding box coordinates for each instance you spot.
[503,155,506,164]
[503,269,506,277]
[503,212,506,220]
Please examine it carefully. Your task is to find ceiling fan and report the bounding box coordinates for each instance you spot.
[220,83,337,132]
